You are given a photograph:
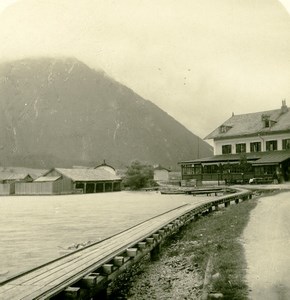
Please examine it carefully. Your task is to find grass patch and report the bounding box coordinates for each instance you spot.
[166,199,258,299]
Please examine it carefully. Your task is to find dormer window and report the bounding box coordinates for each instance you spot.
[219,125,232,133]
[261,114,270,127]
[261,114,276,128]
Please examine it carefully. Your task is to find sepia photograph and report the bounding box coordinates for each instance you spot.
[0,0,290,299]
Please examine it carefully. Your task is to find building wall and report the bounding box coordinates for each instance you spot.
[15,182,55,195]
[53,178,73,194]
[154,170,169,181]
[0,183,12,195]
[214,132,290,155]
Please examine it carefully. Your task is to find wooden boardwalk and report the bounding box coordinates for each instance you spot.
[0,189,252,300]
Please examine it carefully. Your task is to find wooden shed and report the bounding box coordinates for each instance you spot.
[15,175,70,195]
[153,165,171,182]
[0,172,33,195]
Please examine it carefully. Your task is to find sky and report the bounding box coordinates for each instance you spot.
[0,0,290,139]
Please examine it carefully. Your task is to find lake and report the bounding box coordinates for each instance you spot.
[0,191,207,281]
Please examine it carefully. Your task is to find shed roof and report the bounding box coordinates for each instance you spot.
[179,150,290,166]
[205,106,290,140]
[34,176,62,182]
[49,168,121,182]
[251,151,290,165]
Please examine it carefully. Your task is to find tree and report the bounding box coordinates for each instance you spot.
[239,154,252,173]
[123,160,156,190]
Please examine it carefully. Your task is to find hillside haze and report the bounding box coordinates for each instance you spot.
[0,57,212,169]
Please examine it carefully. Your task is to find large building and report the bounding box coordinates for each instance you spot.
[179,101,290,184]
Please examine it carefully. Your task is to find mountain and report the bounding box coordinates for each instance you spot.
[0,57,212,169]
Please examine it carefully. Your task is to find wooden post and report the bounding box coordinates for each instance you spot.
[224,201,229,207]
[150,243,161,261]
[102,264,114,275]
[113,256,124,267]
[63,287,80,299]
[235,198,239,204]
[153,233,160,241]
[146,237,154,244]
[138,242,146,250]
[126,248,138,257]
[80,274,98,288]
[215,204,219,211]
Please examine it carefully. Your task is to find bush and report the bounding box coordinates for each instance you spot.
[123,160,157,190]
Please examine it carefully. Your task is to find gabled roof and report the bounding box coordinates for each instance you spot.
[0,172,32,181]
[154,165,171,172]
[205,105,290,140]
[47,168,121,182]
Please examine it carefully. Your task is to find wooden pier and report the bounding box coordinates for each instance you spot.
[0,188,252,300]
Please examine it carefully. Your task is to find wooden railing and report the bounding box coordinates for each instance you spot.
[0,188,252,300]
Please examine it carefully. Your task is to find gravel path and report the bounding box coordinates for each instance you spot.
[243,191,290,300]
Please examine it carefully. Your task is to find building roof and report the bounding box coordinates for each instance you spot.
[34,176,62,182]
[251,151,290,166]
[179,150,290,166]
[0,172,32,181]
[94,160,116,171]
[49,168,121,182]
[205,103,290,140]
[154,165,171,172]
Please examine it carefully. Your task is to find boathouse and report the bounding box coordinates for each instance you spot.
[42,167,122,193]
[179,100,290,184]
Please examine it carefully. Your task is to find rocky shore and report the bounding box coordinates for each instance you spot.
[108,237,204,299]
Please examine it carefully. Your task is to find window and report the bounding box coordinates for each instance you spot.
[236,143,246,153]
[282,139,290,150]
[203,165,219,173]
[222,145,232,154]
[219,125,232,133]
[266,140,277,151]
[250,142,261,152]
[261,114,270,128]
[182,164,194,175]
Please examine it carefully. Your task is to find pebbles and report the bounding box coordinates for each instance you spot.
[109,249,203,300]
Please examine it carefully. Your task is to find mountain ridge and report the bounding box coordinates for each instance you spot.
[0,57,213,169]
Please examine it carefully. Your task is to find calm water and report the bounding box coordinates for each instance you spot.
[0,191,205,281]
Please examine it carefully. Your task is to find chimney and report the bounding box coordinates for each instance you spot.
[281,99,288,114]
